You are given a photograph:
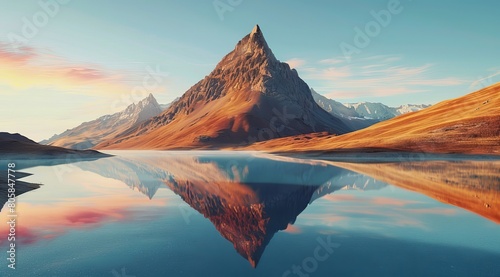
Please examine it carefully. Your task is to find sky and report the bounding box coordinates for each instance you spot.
[1,0,499,141]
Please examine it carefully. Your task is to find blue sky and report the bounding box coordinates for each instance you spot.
[1,0,499,141]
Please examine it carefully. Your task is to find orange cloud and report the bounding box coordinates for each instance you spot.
[323,194,359,202]
[64,67,109,82]
[0,43,129,94]
[0,44,36,64]
[371,197,418,207]
[302,213,346,225]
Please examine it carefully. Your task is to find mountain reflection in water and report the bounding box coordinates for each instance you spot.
[69,151,499,267]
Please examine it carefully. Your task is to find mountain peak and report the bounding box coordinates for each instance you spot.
[224,24,276,65]
[250,24,261,36]
[139,93,158,105]
[96,25,352,149]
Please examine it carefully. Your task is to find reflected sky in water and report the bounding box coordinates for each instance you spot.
[0,151,499,277]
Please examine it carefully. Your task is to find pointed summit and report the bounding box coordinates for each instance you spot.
[96,25,352,149]
[246,24,272,58]
[222,24,276,66]
[138,93,159,107]
[250,24,261,35]
[146,93,155,100]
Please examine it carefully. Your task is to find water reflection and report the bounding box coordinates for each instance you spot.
[75,152,383,267]
[1,151,499,270]
[0,172,40,213]
[0,155,107,212]
[71,152,500,266]
[327,160,500,223]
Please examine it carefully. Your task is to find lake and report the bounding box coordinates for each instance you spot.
[1,151,499,277]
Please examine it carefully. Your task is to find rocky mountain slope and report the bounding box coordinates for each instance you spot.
[97,25,351,149]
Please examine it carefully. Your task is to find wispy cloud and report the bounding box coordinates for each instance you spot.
[318,58,344,65]
[296,55,467,99]
[65,67,110,82]
[470,70,500,89]
[0,43,130,94]
[0,44,37,63]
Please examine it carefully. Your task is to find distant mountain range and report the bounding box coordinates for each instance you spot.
[311,88,430,125]
[41,93,165,149]
[344,102,431,120]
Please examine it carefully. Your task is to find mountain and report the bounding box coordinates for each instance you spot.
[394,104,431,115]
[242,82,500,154]
[0,132,106,158]
[41,93,163,149]
[311,88,379,130]
[311,89,430,130]
[96,25,351,150]
[311,88,359,118]
[311,88,430,131]
[344,102,430,120]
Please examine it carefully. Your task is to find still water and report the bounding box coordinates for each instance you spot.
[1,151,499,277]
